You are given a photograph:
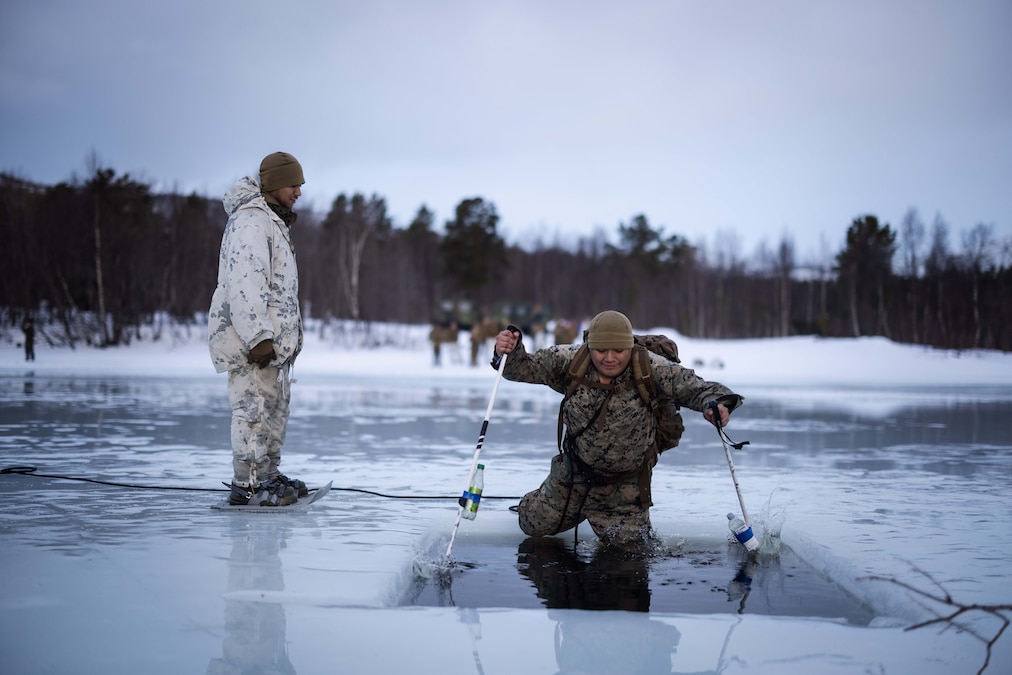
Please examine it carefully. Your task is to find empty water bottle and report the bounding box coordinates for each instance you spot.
[727,512,759,551]
[460,464,484,520]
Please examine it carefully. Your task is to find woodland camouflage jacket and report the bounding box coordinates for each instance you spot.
[207,176,303,373]
[502,341,742,476]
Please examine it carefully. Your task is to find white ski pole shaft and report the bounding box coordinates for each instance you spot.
[723,440,751,526]
[709,401,751,526]
[446,351,508,559]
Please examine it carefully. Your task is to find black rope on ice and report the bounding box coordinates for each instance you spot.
[330,485,520,500]
[1,465,228,492]
[0,466,521,500]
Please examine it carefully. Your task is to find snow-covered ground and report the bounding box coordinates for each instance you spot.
[2,322,1011,674]
[9,320,1010,388]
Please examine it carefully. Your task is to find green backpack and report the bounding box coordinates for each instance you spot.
[558,333,685,454]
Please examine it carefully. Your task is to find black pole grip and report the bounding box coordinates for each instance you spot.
[706,400,721,428]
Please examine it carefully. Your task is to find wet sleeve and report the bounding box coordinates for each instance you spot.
[502,343,575,394]
[652,355,743,413]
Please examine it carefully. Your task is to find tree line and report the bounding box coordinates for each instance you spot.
[2,165,1009,352]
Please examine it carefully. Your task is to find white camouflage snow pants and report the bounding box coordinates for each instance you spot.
[228,363,291,487]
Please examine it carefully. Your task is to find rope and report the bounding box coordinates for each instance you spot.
[0,466,521,500]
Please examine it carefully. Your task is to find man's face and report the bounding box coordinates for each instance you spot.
[590,348,632,381]
[266,185,302,209]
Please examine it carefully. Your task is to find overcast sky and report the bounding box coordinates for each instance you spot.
[2,1,1009,263]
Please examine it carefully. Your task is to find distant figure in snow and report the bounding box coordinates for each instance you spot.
[469,316,502,366]
[21,316,35,361]
[552,319,579,346]
[208,152,308,507]
[430,322,460,366]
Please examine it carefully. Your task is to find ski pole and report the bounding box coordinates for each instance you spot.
[707,400,758,550]
[722,427,750,525]
[445,350,508,559]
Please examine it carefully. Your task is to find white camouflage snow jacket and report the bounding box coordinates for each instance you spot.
[207,175,303,373]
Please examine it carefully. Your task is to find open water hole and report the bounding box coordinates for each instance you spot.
[404,535,877,624]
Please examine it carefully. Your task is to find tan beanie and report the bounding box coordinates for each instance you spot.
[587,310,634,350]
[259,152,305,192]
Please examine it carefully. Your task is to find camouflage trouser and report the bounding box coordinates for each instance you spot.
[228,363,291,487]
[518,453,654,547]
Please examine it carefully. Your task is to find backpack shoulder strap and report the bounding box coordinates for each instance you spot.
[564,344,592,392]
[558,345,592,451]
[629,344,657,411]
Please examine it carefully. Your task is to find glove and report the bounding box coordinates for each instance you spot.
[247,340,276,368]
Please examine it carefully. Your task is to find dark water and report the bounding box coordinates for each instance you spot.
[405,536,877,625]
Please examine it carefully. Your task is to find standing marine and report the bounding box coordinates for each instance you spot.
[208,152,308,506]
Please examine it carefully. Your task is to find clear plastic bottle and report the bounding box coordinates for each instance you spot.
[727,512,759,551]
[460,464,484,520]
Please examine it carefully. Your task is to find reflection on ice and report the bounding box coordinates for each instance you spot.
[207,520,294,675]
[407,534,876,625]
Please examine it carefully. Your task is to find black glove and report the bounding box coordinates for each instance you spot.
[247,340,276,368]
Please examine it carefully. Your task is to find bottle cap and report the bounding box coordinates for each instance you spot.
[477,463,485,469]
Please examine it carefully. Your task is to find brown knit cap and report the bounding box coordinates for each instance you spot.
[587,310,634,350]
[259,152,305,192]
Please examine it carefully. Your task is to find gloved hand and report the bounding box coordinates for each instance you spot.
[247,340,276,368]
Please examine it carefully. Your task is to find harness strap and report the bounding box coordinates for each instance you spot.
[556,344,660,507]
[557,345,648,451]
[554,344,663,505]
[563,440,658,507]
[629,345,657,412]
[557,385,612,453]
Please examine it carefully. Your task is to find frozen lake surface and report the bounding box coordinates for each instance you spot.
[2,327,1012,674]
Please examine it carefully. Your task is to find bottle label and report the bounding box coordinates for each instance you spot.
[734,525,760,550]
